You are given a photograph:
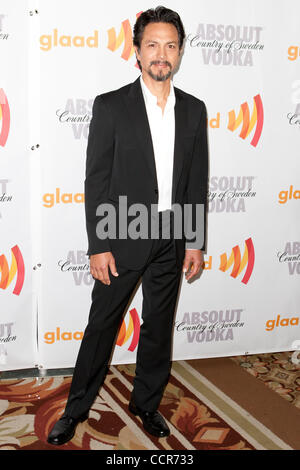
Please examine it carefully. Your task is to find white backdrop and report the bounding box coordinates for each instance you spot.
[0,0,37,369]
[0,0,299,370]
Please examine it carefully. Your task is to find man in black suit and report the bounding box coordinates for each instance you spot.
[48,6,208,445]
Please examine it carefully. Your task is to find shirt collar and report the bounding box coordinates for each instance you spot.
[140,75,175,109]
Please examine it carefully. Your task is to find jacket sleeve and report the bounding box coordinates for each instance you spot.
[85,95,115,256]
[185,100,208,251]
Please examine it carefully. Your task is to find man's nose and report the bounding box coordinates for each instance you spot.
[157,46,166,59]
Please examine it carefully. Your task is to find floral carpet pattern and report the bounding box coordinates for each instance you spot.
[231,351,300,409]
[1,352,298,451]
[0,363,255,451]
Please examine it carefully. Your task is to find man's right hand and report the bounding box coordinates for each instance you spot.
[89,252,119,285]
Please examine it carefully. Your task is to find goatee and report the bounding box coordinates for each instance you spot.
[148,60,172,82]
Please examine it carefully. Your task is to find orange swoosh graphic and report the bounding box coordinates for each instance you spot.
[219,238,254,284]
[116,307,140,351]
[0,245,25,295]
[227,95,263,147]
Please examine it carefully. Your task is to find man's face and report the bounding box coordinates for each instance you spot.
[134,22,181,82]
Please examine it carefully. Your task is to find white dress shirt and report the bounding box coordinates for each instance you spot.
[140,75,175,212]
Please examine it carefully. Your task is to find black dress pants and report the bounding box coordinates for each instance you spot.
[63,210,183,419]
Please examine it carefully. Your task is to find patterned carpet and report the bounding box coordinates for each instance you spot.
[0,352,299,450]
[231,352,300,409]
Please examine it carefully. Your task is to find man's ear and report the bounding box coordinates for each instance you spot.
[134,46,142,71]
[134,45,140,61]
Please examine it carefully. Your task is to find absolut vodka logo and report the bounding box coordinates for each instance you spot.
[277,242,300,275]
[175,308,245,343]
[56,99,92,139]
[187,23,264,66]
[58,250,93,286]
[208,176,256,212]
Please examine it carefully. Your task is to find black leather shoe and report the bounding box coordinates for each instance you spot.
[47,414,88,446]
[128,401,170,438]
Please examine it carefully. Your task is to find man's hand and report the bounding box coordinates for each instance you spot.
[182,249,204,281]
[89,252,119,285]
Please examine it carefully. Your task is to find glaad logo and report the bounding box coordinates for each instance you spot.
[278,185,300,204]
[0,88,10,147]
[277,242,300,275]
[56,99,92,139]
[219,238,255,284]
[116,308,140,351]
[107,11,142,67]
[288,46,300,61]
[227,95,264,147]
[40,29,99,51]
[208,95,264,147]
[265,315,299,331]
[44,327,83,344]
[44,309,140,351]
[42,188,84,207]
[208,176,256,212]
[187,23,264,66]
[0,245,25,295]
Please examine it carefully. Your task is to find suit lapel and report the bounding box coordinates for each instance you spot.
[124,77,158,190]
[172,87,186,204]
[124,77,187,204]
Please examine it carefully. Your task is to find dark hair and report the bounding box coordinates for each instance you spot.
[133,6,185,69]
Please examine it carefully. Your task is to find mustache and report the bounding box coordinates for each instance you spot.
[150,60,172,68]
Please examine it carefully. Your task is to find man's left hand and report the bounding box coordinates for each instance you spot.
[182,249,204,281]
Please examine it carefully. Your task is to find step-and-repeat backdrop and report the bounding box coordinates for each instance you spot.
[1,0,299,370]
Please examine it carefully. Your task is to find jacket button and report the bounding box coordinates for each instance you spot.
[154,188,158,194]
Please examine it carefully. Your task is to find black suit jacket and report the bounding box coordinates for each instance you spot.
[85,76,208,270]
